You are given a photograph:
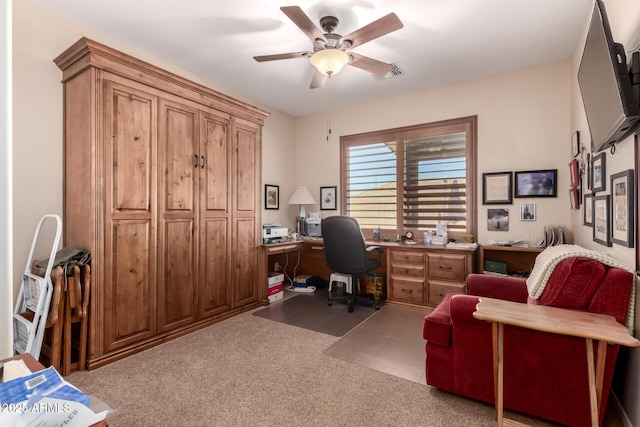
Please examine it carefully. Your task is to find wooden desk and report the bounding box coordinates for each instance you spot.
[260,239,476,308]
[473,297,640,427]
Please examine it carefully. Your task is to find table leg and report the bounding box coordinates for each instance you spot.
[491,321,504,426]
[585,338,600,427]
[585,339,608,427]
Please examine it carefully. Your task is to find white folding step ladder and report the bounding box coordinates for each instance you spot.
[13,214,62,359]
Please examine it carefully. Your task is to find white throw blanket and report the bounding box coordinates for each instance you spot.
[526,244,636,334]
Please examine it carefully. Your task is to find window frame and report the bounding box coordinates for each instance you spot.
[340,116,477,240]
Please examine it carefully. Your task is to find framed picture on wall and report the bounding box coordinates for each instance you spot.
[583,193,593,226]
[591,152,606,192]
[320,186,337,210]
[593,195,611,247]
[572,131,580,158]
[514,169,557,197]
[611,169,634,247]
[264,184,279,210]
[482,172,512,204]
[520,203,535,221]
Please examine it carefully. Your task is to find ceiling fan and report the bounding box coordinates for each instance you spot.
[254,6,403,89]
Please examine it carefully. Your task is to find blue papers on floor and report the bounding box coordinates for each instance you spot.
[0,365,109,426]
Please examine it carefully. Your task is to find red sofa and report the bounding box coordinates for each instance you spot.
[423,256,634,426]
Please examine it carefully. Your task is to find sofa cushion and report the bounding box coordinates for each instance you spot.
[537,257,605,309]
[588,267,633,325]
[423,292,460,345]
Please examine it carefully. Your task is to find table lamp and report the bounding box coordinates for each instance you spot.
[288,186,316,235]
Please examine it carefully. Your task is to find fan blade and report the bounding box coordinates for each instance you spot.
[348,53,393,77]
[254,52,310,62]
[310,70,328,89]
[281,6,327,43]
[340,13,403,49]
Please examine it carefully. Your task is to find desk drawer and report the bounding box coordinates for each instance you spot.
[427,253,468,281]
[390,250,426,265]
[428,279,466,307]
[390,276,425,304]
[390,263,425,278]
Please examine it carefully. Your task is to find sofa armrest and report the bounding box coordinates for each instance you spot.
[466,273,528,303]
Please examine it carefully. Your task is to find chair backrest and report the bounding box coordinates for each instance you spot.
[321,216,369,275]
[534,257,633,325]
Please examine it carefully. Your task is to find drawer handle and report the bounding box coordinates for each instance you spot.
[400,288,413,293]
[439,265,452,270]
[404,269,409,274]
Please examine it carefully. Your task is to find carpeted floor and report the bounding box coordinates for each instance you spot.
[252,288,379,337]
[67,306,557,426]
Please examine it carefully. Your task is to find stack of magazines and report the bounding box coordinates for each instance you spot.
[536,226,565,248]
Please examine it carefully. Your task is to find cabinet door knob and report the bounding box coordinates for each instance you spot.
[194,154,199,168]
[201,155,205,169]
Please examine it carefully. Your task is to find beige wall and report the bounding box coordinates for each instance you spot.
[292,61,572,245]
[570,1,640,424]
[9,0,640,423]
[1,0,13,359]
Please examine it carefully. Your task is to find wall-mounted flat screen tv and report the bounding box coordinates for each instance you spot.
[578,0,640,152]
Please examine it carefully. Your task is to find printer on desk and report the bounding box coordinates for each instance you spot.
[262,224,288,244]
[305,212,322,237]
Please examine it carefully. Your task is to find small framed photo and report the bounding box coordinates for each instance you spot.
[320,186,337,210]
[583,193,593,226]
[591,152,606,192]
[611,169,634,247]
[572,131,580,158]
[520,203,535,221]
[593,195,611,247]
[487,208,509,231]
[514,169,557,198]
[482,172,512,205]
[264,184,279,210]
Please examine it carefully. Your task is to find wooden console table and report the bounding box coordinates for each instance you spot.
[473,297,639,427]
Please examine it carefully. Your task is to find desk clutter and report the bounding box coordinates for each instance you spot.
[0,355,110,425]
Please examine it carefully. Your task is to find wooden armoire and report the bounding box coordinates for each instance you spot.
[54,38,269,368]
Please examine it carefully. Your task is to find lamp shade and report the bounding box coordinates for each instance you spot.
[310,49,349,76]
[288,186,316,206]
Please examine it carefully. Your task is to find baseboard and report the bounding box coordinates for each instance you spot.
[611,391,633,427]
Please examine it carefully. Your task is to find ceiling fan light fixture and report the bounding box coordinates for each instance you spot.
[310,49,349,76]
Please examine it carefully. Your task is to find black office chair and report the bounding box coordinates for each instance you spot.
[321,216,384,312]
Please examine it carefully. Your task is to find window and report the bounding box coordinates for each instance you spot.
[341,116,477,239]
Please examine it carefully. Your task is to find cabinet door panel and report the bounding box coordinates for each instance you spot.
[157,99,198,332]
[158,219,197,331]
[161,103,196,213]
[108,84,155,213]
[104,220,156,352]
[234,126,257,213]
[103,80,157,353]
[233,218,257,306]
[201,113,229,212]
[200,217,230,317]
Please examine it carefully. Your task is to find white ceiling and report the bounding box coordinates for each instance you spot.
[34,0,593,117]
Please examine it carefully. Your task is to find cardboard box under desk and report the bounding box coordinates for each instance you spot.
[268,283,283,303]
[268,272,285,286]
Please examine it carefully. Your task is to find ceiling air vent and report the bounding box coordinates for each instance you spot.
[375,62,404,81]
